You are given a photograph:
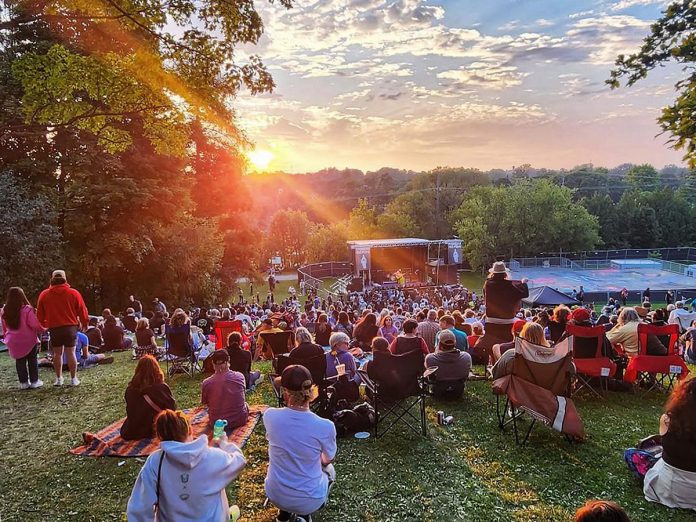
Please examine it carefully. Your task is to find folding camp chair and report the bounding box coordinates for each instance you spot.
[272,353,330,412]
[494,337,582,445]
[566,324,616,398]
[624,323,689,395]
[164,324,198,377]
[358,349,429,438]
[259,330,295,364]
[213,320,244,350]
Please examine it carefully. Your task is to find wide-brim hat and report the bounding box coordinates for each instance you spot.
[634,306,649,318]
[489,261,510,274]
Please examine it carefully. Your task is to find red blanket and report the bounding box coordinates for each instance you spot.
[70,405,267,458]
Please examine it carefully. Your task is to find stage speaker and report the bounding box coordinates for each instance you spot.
[347,277,364,292]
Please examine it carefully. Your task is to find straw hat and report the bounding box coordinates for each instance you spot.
[489,261,510,274]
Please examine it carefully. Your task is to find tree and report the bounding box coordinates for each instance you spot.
[268,209,311,267]
[347,199,383,239]
[626,164,661,192]
[452,180,600,270]
[608,1,696,167]
[581,194,618,248]
[0,172,64,298]
[306,222,350,263]
[615,190,661,248]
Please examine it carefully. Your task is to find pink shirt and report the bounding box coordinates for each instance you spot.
[1,305,46,359]
[201,370,249,429]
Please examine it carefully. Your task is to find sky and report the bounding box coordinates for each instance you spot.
[236,0,684,173]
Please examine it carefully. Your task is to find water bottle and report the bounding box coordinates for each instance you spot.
[213,419,228,441]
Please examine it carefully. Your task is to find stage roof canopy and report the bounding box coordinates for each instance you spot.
[348,238,459,249]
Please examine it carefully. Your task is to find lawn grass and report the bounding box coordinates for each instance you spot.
[1,350,694,522]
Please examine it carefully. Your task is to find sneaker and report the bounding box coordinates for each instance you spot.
[30,380,44,389]
[229,505,240,521]
[54,377,64,387]
[19,382,30,390]
[71,376,80,386]
[255,374,265,385]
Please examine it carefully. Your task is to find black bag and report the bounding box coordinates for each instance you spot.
[333,402,375,437]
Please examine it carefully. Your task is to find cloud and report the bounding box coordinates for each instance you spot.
[566,15,652,64]
[610,0,668,12]
[438,61,529,89]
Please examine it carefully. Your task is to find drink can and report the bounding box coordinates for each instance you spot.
[436,411,444,425]
[444,415,454,425]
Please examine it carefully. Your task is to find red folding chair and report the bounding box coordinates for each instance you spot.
[566,324,616,399]
[213,320,244,350]
[624,323,689,395]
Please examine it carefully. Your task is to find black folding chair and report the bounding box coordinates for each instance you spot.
[428,374,466,400]
[358,349,429,438]
[271,353,331,412]
[165,323,198,377]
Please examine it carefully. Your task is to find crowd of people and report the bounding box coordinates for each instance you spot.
[1,263,695,520]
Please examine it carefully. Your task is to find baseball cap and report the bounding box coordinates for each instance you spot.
[438,330,456,349]
[52,269,66,279]
[571,308,591,322]
[512,319,526,335]
[280,365,313,391]
[210,350,230,365]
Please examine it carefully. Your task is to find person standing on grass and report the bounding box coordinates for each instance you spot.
[1,287,46,389]
[127,409,246,522]
[36,270,89,386]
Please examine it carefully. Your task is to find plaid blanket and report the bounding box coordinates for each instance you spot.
[70,405,267,458]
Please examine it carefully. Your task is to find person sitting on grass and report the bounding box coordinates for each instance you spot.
[201,350,249,434]
[121,355,176,440]
[425,329,471,397]
[226,331,262,390]
[436,315,468,353]
[263,365,337,522]
[389,318,429,355]
[127,409,246,522]
[134,317,160,359]
[641,376,696,511]
[102,315,133,352]
[85,317,104,351]
[574,500,630,522]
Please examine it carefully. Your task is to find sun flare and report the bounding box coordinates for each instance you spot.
[247,148,275,171]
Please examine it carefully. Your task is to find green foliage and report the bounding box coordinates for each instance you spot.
[12,45,188,155]
[306,222,350,263]
[0,172,64,298]
[268,209,311,267]
[608,0,696,167]
[625,164,661,192]
[452,180,601,270]
[581,193,617,247]
[347,198,383,239]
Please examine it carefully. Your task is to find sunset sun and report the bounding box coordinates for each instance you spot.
[247,148,275,171]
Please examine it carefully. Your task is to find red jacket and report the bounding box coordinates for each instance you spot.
[37,283,89,329]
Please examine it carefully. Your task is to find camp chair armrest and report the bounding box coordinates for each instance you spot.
[357,369,376,393]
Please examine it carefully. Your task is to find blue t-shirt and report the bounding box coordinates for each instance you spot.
[62,332,89,364]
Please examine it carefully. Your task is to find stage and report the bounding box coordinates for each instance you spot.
[347,237,463,285]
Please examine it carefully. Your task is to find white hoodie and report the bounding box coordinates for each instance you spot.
[127,435,246,522]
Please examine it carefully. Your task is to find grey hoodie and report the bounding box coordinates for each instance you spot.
[127,435,246,521]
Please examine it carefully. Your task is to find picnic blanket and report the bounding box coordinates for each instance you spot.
[70,405,267,458]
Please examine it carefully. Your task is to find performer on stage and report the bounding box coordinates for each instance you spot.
[471,261,528,365]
